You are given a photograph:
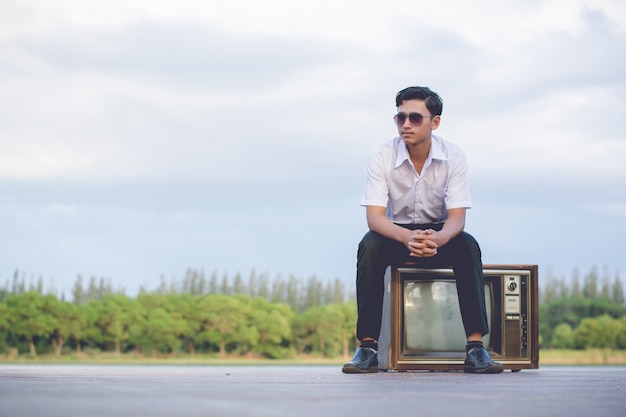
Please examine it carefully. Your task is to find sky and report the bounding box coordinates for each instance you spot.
[1,0,625,298]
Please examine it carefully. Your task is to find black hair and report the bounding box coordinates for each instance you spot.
[395,86,443,116]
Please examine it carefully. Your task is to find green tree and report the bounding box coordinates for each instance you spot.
[257,272,270,300]
[86,276,99,300]
[336,302,358,358]
[571,267,581,298]
[208,271,219,294]
[34,276,44,294]
[165,293,197,355]
[570,273,581,298]
[294,304,344,357]
[89,294,140,354]
[182,268,197,295]
[195,294,254,356]
[247,270,258,298]
[551,323,575,349]
[65,303,88,354]
[130,307,183,357]
[615,318,626,349]
[72,275,86,305]
[573,315,621,349]
[582,266,599,300]
[182,268,208,295]
[46,297,83,355]
[0,301,8,352]
[600,266,611,300]
[5,292,57,356]
[539,296,626,347]
[249,297,293,358]
[85,276,113,300]
[232,273,245,295]
[612,273,624,305]
[325,278,346,305]
[11,270,25,295]
[270,274,285,303]
[286,275,300,310]
[317,304,345,356]
[302,276,322,310]
[184,295,211,354]
[220,273,231,295]
[0,281,8,302]
[541,268,557,302]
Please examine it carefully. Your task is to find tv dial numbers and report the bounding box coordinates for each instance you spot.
[504,275,521,316]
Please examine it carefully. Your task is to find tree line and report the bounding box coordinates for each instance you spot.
[0,269,357,358]
[1,265,625,358]
[540,265,626,349]
[0,291,357,359]
[2,268,349,312]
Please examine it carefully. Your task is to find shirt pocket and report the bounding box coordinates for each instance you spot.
[420,181,447,220]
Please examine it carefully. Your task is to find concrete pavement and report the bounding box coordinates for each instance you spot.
[1,364,625,417]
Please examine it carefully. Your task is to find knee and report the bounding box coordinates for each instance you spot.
[451,232,482,257]
[358,231,384,257]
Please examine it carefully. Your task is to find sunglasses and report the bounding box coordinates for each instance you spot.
[393,112,435,127]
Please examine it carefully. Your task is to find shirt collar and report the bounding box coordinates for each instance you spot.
[395,135,448,168]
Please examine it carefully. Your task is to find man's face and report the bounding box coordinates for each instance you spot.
[395,99,440,146]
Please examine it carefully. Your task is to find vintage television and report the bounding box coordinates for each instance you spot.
[378,264,539,372]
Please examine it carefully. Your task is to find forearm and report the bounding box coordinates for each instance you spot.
[366,207,412,244]
[436,209,466,247]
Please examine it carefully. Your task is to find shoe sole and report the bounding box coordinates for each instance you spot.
[341,365,378,374]
[464,363,504,374]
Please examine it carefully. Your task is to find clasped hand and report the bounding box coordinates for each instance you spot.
[406,229,438,257]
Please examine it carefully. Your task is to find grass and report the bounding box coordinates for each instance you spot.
[539,349,626,366]
[0,350,346,366]
[2,349,626,366]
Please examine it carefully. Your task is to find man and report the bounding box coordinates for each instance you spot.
[342,86,503,374]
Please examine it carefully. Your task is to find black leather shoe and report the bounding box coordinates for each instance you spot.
[342,347,378,373]
[464,347,504,374]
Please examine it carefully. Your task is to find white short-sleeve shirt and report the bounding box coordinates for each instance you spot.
[360,135,472,224]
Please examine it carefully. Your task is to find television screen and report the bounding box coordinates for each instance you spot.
[403,281,492,353]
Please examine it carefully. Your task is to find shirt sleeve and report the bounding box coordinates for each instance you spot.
[444,150,472,210]
[360,147,389,208]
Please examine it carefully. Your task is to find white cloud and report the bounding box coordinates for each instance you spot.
[453,84,626,185]
[2,0,624,182]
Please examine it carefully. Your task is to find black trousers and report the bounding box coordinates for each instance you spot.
[355,223,490,341]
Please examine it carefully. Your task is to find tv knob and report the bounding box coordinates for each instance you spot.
[507,282,518,291]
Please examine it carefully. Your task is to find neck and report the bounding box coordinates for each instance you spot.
[409,143,431,175]
[407,140,431,163]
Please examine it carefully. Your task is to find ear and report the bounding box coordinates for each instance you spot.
[431,115,441,130]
